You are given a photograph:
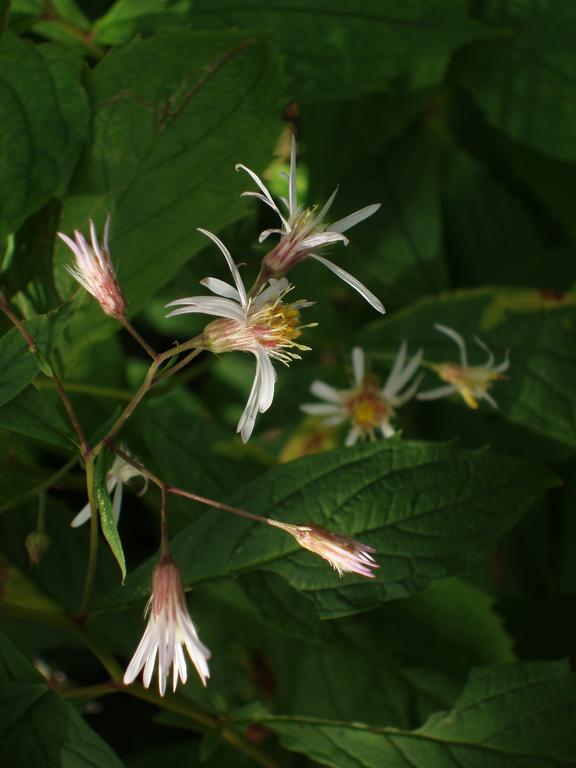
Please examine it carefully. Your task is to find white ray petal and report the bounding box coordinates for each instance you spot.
[310,380,343,403]
[482,390,499,409]
[112,481,124,525]
[165,296,245,322]
[199,277,241,301]
[381,421,396,438]
[493,350,510,374]
[417,384,457,401]
[329,203,381,234]
[435,324,468,368]
[197,228,247,307]
[310,253,385,314]
[315,186,339,225]
[382,341,407,395]
[352,347,365,385]
[288,134,298,217]
[473,335,495,369]
[345,426,361,446]
[70,501,92,528]
[300,403,344,415]
[236,164,289,227]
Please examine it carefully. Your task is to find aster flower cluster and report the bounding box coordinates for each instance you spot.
[55,136,391,697]
[54,137,511,698]
[301,323,510,446]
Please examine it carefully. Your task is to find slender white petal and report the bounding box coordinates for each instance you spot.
[435,323,468,368]
[392,373,423,407]
[417,384,457,401]
[165,296,246,322]
[329,203,381,234]
[381,421,396,438]
[200,277,241,301]
[258,227,285,243]
[382,341,407,396]
[482,390,499,409]
[254,278,289,305]
[493,350,510,373]
[300,403,344,415]
[288,134,297,218]
[197,228,248,307]
[314,186,339,225]
[352,347,365,386]
[299,231,348,250]
[112,482,124,524]
[322,413,348,427]
[310,380,343,403]
[345,426,361,446]
[310,253,385,314]
[70,501,91,528]
[236,164,289,227]
[385,349,423,397]
[473,335,495,369]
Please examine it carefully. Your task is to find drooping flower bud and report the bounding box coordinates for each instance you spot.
[25,530,50,566]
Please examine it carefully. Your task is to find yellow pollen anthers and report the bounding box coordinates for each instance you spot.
[436,363,503,410]
[345,381,390,437]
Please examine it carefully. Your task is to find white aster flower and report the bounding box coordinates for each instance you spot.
[71,450,147,528]
[57,216,126,319]
[236,136,385,314]
[269,520,379,578]
[123,557,210,696]
[301,343,422,446]
[417,323,510,410]
[166,228,314,443]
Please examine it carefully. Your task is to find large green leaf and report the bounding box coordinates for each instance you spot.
[251,661,576,767]
[0,34,88,239]
[460,1,576,161]
[94,0,485,99]
[0,632,123,767]
[0,384,77,450]
[99,440,556,616]
[56,28,283,347]
[363,286,576,447]
[0,303,74,409]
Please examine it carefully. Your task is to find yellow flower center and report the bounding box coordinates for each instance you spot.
[437,363,502,409]
[346,381,390,434]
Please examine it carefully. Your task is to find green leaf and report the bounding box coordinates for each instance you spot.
[460,2,576,161]
[94,448,126,583]
[253,661,576,767]
[0,632,124,767]
[0,384,77,450]
[99,440,556,615]
[363,286,576,447]
[56,28,283,348]
[94,0,485,100]
[0,34,89,239]
[441,144,573,290]
[0,302,74,409]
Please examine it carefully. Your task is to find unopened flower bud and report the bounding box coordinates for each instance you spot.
[269,520,378,578]
[58,216,126,320]
[25,531,50,566]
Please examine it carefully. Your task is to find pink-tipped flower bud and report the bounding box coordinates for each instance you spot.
[58,216,126,319]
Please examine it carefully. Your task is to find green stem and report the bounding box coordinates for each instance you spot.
[0,455,78,515]
[36,379,133,401]
[78,454,99,618]
[102,340,203,444]
[121,317,157,360]
[62,682,117,701]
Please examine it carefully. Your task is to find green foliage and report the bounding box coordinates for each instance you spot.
[1,1,575,765]
[0,631,123,767]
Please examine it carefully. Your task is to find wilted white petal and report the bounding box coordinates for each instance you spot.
[310,254,385,314]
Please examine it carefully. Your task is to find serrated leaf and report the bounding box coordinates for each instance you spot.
[94,0,485,100]
[363,286,576,447]
[0,632,124,767]
[460,1,576,161]
[0,34,88,239]
[56,28,283,348]
[99,441,556,615]
[251,661,576,767]
[94,448,126,583]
